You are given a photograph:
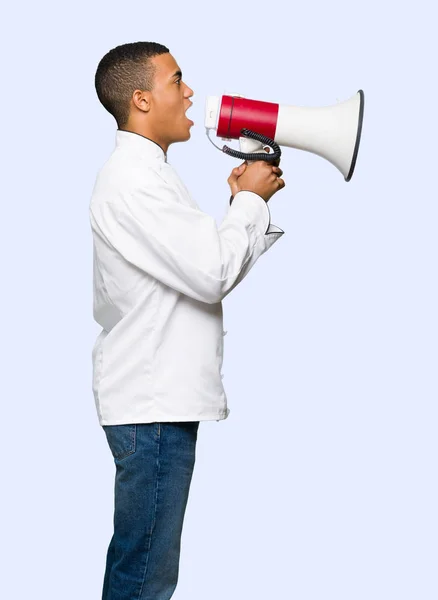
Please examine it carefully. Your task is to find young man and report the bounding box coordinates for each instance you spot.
[90,41,286,600]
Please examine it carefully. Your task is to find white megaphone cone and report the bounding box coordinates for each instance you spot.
[205,90,365,181]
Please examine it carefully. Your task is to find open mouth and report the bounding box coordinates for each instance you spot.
[185,103,194,123]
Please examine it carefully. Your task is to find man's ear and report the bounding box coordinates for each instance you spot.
[132,89,152,114]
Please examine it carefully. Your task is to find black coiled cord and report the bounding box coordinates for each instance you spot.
[223,128,281,163]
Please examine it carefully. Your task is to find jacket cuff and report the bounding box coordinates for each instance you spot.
[229,190,285,238]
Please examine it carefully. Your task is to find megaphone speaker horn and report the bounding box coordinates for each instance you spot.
[275,90,365,181]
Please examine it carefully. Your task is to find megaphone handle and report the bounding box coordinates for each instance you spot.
[229,137,272,205]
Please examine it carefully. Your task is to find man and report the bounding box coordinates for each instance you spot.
[90,41,286,600]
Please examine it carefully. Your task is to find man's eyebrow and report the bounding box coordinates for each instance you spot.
[170,70,182,79]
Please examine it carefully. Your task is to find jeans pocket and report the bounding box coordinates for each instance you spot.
[102,424,137,461]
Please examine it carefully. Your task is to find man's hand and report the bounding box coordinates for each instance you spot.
[228,146,283,201]
[228,161,284,202]
[228,162,249,198]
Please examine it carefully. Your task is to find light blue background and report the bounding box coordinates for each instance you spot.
[3,1,436,598]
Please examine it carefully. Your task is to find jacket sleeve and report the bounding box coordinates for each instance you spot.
[89,167,285,304]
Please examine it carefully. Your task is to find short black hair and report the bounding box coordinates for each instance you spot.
[95,41,170,128]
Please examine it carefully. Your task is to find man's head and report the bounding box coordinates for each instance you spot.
[95,42,194,153]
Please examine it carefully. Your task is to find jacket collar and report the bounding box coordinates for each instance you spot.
[115,129,167,163]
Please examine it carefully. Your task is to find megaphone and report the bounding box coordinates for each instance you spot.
[205,90,364,181]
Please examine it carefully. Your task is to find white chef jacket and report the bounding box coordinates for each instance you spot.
[89,129,285,425]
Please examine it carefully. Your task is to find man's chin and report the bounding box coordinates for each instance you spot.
[173,129,192,143]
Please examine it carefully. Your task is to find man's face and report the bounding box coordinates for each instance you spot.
[140,53,194,149]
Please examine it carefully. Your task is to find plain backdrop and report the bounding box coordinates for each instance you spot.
[2,1,437,599]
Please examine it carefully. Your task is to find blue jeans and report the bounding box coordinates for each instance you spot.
[101,421,200,600]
